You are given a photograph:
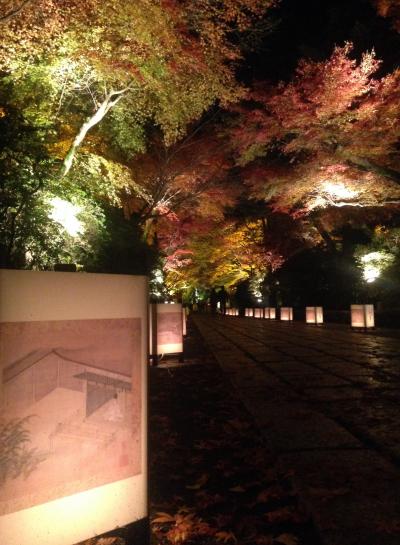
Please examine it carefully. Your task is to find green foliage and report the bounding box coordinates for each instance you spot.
[88,206,158,275]
[0,416,47,485]
[354,225,400,305]
[102,105,147,160]
[0,150,108,269]
[0,94,109,269]
[3,62,60,128]
[0,115,63,267]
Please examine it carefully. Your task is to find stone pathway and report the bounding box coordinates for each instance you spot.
[193,314,400,545]
[149,321,321,545]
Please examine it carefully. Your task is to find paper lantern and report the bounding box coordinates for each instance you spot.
[0,269,148,545]
[351,304,375,328]
[306,306,324,324]
[254,308,263,318]
[280,307,293,321]
[264,307,276,319]
[149,303,183,358]
[245,308,254,317]
[182,306,187,336]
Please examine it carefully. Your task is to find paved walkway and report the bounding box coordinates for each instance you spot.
[193,313,400,545]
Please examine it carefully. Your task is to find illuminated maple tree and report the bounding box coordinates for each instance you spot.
[374,0,400,30]
[227,43,400,266]
[122,124,234,240]
[0,0,273,176]
[235,43,400,184]
[0,0,276,270]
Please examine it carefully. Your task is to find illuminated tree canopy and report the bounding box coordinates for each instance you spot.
[1,0,400,305]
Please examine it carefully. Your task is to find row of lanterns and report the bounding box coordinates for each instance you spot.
[225,304,375,329]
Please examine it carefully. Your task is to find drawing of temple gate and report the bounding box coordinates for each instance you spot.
[0,318,141,516]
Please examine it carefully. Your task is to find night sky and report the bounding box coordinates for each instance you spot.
[241,0,400,83]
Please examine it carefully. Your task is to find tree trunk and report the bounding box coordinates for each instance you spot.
[0,0,33,23]
[309,215,336,252]
[61,87,129,177]
[344,156,400,185]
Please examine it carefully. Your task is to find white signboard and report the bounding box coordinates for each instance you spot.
[351,304,374,328]
[306,306,324,324]
[280,307,293,321]
[149,303,183,356]
[265,307,276,319]
[0,270,148,545]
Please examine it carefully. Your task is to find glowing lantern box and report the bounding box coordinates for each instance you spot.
[254,308,263,319]
[182,306,188,336]
[306,306,324,324]
[233,308,239,316]
[245,308,254,317]
[280,307,293,321]
[265,307,276,319]
[0,269,148,545]
[351,304,375,329]
[149,303,183,360]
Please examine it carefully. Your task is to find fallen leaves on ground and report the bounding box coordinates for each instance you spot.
[376,520,400,534]
[149,324,321,545]
[308,487,350,502]
[186,473,209,490]
[215,530,237,543]
[274,533,299,545]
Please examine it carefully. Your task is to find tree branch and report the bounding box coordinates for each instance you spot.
[0,0,34,23]
[61,86,132,177]
[344,156,400,185]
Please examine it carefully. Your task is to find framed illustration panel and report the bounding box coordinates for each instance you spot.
[0,270,148,545]
[149,303,183,357]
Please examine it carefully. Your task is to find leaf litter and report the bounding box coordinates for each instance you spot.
[149,322,321,545]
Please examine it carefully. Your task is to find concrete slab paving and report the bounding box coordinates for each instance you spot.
[279,449,400,545]
[194,314,400,545]
[302,387,365,401]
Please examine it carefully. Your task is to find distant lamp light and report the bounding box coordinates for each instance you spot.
[363,265,380,283]
[149,303,184,358]
[351,304,374,329]
[49,197,83,237]
[154,269,164,284]
[182,307,187,336]
[280,307,293,321]
[322,182,358,200]
[359,251,394,284]
[306,306,324,324]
